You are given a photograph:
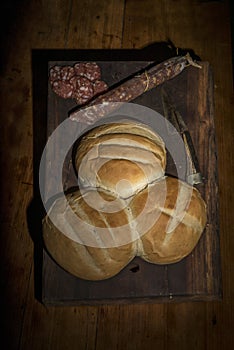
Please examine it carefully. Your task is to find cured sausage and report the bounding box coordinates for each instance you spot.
[69,54,201,124]
[52,80,74,99]
[60,66,75,81]
[74,62,101,81]
[70,76,94,104]
[92,80,108,97]
[49,62,106,103]
[49,65,62,83]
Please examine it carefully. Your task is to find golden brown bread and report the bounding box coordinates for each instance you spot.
[130,177,207,264]
[80,121,166,146]
[43,187,136,280]
[43,120,207,280]
[43,177,207,280]
[75,122,166,198]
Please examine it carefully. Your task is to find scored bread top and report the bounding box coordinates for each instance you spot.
[74,121,166,198]
[43,177,207,280]
[130,176,207,264]
[43,187,137,280]
[80,121,166,147]
[43,121,207,281]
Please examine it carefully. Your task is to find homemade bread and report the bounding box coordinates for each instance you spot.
[43,177,207,280]
[43,187,136,280]
[74,121,166,198]
[131,176,207,264]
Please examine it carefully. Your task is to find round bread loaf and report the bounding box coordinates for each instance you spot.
[74,121,166,198]
[131,176,207,264]
[43,118,206,280]
[43,176,207,280]
[43,187,136,280]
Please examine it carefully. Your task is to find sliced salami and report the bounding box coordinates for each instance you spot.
[52,80,74,99]
[49,62,106,102]
[49,65,62,83]
[60,66,75,81]
[92,80,108,97]
[73,63,86,76]
[70,76,94,104]
[74,62,101,82]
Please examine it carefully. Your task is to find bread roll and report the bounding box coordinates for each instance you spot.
[74,121,166,198]
[43,121,207,281]
[43,187,136,280]
[43,176,207,280]
[131,176,207,264]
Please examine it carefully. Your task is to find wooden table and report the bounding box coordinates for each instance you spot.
[1,1,233,349]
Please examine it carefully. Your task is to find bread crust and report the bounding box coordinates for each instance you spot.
[75,122,166,198]
[43,177,207,280]
[43,121,207,280]
[43,188,137,280]
[131,177,207,264]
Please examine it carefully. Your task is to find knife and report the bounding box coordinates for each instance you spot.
[161,88,203,185]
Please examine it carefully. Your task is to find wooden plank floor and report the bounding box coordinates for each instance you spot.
[0,0,233,349]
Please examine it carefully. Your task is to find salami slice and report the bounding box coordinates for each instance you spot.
[60,66,75,81]
[74,62,101,81]
[93,80,108,97]
[49,62,105,102]
[52,80,74,99]
[70,76,94,104]
[49,65,62,83]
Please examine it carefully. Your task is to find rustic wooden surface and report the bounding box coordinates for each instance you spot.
[0,0,233,349]
[42,59,220,304]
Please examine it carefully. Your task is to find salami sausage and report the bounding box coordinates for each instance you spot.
[92,80,108,97]
[52,80,74,99]
[49,62,106,102]
[69,54,201,124]
[49,65,62,83]
[74,62,101,81]
[70,76,94,104]
[60,66,75,81]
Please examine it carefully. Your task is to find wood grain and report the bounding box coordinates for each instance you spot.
[1,0,233,349]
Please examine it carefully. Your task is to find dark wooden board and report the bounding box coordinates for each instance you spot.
[40,51,221,305]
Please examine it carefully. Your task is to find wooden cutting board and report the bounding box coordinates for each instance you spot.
[34,49,221,305]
